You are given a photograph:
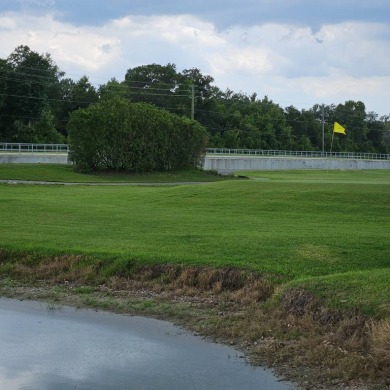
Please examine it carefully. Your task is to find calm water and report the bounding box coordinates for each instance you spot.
[0,298,294,390]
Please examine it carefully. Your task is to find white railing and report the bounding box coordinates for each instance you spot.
[206,148,390,161]
[0,143,69,153]
[1,143,389,161]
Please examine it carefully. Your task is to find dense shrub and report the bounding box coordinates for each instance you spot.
[68,98,208,172]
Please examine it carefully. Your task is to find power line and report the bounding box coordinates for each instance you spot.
[1,91,388,134]
[2,68,387,120]
[1,72,389,134]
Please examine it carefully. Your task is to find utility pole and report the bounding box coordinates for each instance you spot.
[191,84,195,120]
[322,104,325,155]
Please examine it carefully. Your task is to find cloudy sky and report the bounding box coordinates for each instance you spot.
[0,0,389,116]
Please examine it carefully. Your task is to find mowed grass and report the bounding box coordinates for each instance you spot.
[238,169,390,184]
[0,167,389,316]
[0,164,232,183]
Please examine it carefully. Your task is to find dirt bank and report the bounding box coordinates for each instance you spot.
[0,255,389,389]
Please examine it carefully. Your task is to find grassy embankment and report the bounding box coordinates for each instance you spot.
[0,163,231,183]
[0,164,389,388]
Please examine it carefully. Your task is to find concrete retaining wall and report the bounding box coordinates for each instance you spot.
[1,153,389,171]
[0,154,69,164]
[203,156,390,173]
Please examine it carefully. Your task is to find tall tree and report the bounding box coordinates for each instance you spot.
[68,76,99,111]
[285,106,321,150]
[1,45,64,142]
[180,67,217,123]
[0,59,12,140]
[7,45,64,119]
[124,63,184,111]
[98,78,128,101]
[334,100,368,151]
[51,76,99,138]
[366,111,389,153]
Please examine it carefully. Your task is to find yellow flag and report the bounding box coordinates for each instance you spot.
[334,122,346,135]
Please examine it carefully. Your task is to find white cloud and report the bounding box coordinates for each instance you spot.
[0,10,389,114]
[0,14,17,30]
[0,13,122,74]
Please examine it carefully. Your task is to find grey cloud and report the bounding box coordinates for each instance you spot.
[4,0,387,30]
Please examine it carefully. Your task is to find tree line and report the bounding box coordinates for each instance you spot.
[1,45,389,153]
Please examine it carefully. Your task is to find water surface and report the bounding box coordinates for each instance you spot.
[0,298,294,389]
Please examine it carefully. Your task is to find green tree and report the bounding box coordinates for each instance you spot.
[334,100,368,151]
[12,109,64,143]
[1,45,64,142]
[285,106,320,150]
[50,76,99,138]
[98,78,128,101]
[365,111,389,153]
[382,115,390,152]
[252,97,292,150]
[181,67,216,121]
[68,98,208,172]
[68,76,99,111]
[0,59,12,140]
[35,109,64,143]
[124,63,183,111]
[2,46,388,154]
[124,64,217,121]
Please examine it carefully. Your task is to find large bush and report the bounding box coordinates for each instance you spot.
[67,98,208,172]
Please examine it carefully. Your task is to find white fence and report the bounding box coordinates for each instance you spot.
[207,148,390,161]
[0,143,69,154]
[1,143,389,161]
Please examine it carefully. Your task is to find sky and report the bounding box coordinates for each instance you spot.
[0,0,389,116]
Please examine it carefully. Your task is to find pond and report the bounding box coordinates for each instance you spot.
[0,298,295,390]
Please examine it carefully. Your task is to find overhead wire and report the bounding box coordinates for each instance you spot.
[0,66,385,110]
[2,62,389,118]
[0,65,388,134]
[1,91,387,134]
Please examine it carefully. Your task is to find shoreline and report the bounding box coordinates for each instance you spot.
[1,274,387,390]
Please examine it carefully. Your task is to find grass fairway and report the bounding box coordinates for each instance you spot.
[0,166,389,317]
[238,168,390,184]
[0,163,232,183]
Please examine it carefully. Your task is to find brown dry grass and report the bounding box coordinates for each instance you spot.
[1,252,389,389]
[369,320,390,382]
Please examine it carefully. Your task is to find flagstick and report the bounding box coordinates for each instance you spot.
[327,131,335,175]
[330,132,335,155]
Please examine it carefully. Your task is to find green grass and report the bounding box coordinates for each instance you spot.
[0,164,233,183]
[238,169,390,185]
[286,268,390,317]
[0,168,389,316]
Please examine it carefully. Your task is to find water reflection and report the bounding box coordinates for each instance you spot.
[0,298,294,390]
